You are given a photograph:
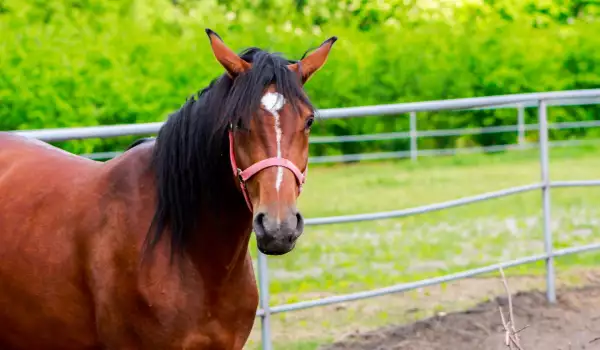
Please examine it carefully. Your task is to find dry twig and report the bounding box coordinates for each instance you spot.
[497,267,527,350]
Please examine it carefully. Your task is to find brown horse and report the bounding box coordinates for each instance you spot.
[0,29,336,349]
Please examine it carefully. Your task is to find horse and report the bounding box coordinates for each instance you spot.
[0,29,336,349]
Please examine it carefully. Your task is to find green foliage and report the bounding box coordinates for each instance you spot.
[1,0,599,155]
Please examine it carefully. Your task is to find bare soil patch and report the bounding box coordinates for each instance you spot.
[320,285,600,350]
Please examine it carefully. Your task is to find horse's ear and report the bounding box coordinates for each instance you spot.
[288,36,337,84]
[205,28,251,78]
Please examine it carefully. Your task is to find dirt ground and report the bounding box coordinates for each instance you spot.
[320,284,600,350]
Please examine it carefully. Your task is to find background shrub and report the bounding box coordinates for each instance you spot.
[1,0,599,155]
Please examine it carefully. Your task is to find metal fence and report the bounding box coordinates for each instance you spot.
[11,88,600,350]
[39,95,600,163]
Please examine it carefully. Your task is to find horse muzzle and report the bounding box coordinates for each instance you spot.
[253,209,304,255]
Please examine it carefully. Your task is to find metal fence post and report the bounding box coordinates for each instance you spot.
[517,103,525,147]
[538,100,556,303]
[409,111,417,162]
[257,252,273,350]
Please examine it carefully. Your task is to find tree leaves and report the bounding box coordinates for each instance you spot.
[1,0,599,156]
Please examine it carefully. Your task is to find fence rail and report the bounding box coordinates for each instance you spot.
[13,89,600,142]
[9,88,600,350]
[34,97,600,163]
[309,119,600,144]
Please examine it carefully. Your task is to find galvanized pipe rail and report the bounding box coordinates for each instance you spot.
[13,89,600,142]
[9,89,600,350]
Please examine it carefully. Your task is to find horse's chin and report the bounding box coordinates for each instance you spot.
[256,240,297,256]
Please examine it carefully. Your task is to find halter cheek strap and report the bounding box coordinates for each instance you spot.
[228,128,307,211]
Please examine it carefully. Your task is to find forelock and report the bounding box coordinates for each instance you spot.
[223,49,314,128]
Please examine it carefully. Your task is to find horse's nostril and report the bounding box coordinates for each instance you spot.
[253,212,267,238]
[256,213,265,226]
[295,211,304,233]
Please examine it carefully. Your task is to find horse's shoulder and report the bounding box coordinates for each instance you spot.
[0,131,27,148]
[0,132,92,161]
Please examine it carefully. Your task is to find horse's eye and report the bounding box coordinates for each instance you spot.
[305,116,314,130]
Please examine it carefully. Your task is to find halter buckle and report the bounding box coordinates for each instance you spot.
[237,168,245,185]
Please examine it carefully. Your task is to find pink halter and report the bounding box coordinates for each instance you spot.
[228,128,307,211]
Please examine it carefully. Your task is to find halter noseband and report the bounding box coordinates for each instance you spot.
[228,126,307,212]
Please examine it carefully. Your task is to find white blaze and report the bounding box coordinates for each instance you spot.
[261,92,286,192]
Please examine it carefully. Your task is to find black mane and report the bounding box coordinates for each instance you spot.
[126,137,155,150]
[144,47,314,258]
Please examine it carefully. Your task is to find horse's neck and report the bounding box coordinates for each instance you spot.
[184,207,254,281]
[105,142,254,282]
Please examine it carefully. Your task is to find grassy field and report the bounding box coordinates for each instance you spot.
[243,144,600,349]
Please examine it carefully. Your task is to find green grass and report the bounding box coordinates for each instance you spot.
[243,144,600,349]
